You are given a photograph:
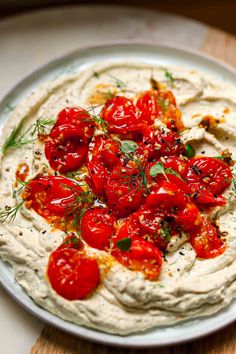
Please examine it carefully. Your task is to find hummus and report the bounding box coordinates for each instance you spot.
[0,61,236,335]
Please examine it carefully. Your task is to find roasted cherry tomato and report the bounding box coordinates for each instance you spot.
[88,136,119,168]
[87,160,109,196]
[116,214,141,240]
[48,238,100,300]
[45,124,88,173]
[87,136,120,196]
[81,207,115,250]
[104,160,145,218]
[101,96,142,134]
[175,202,202,232]
[146,181,187,210]
[186,157,232,195]
[136,90,159,124]
[54,107,94,140]
[112,237,163,280]
[116,208,171,250]
[188,182,227,207]
[136,90,183,131]
[136,208,171,250]
[24,175,85,222]
[190,217,226,259]
[145,158,189,193]
[142,127,185,161]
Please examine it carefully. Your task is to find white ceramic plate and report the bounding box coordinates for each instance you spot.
[0,43,236,348]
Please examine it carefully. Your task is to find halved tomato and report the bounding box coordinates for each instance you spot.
[142,127,185,161]
[136,90,184,131]
[104,160,145,217]
[190,217,226,259]
[45,124,88,173]
[81,207,115,250]
[48,240,100,300]
[101,96,143,134]
[186,157,232,195]
[112,237,163,281]
[54,106,94,140]
[23,175,85,222]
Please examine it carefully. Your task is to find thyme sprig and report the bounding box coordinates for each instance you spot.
[2,117,55,154]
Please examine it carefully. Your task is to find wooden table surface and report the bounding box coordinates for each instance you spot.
[0,6,236,354]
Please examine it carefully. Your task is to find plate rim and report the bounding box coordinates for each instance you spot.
[0,41,236,348]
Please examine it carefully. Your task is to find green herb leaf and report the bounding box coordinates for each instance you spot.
[164,69,174,84]
[215,155,226,161]
[186,143,195,158]
[2,117,55,154]
[0,200,24,223]
[150,162,183,181]
[2,120,25,153]
[116,237,132,252]
[161,221,171,241]
[120,140,138,154]
[150,162,165,177]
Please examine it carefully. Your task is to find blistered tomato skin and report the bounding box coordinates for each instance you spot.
[136,90,159,124]
[175,202,202,232]
[136,90,184,131]
[136,208,170,250]
[88,136,119,168]
[190,217,226,259]
[104,161,145,218]
[146,181,187,210]
[81,207,115,250]
[55,107,94,140]
[185,157,232,208]
[24,175,84,220]
[112,237,163,281]
[87,160,109,196]
[45,124,88,173]
[142,127,185,161]
[188,182,227,207]
[101,96,143,134]
[116,214,141,240]
[48,247,100,300]
[186,157,232,195]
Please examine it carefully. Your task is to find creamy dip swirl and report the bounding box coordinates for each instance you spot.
[0,62,236,334]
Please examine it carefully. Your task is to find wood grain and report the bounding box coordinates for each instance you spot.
[201,27,236,67]
[31,25,236,354]
[31,322,236,354]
